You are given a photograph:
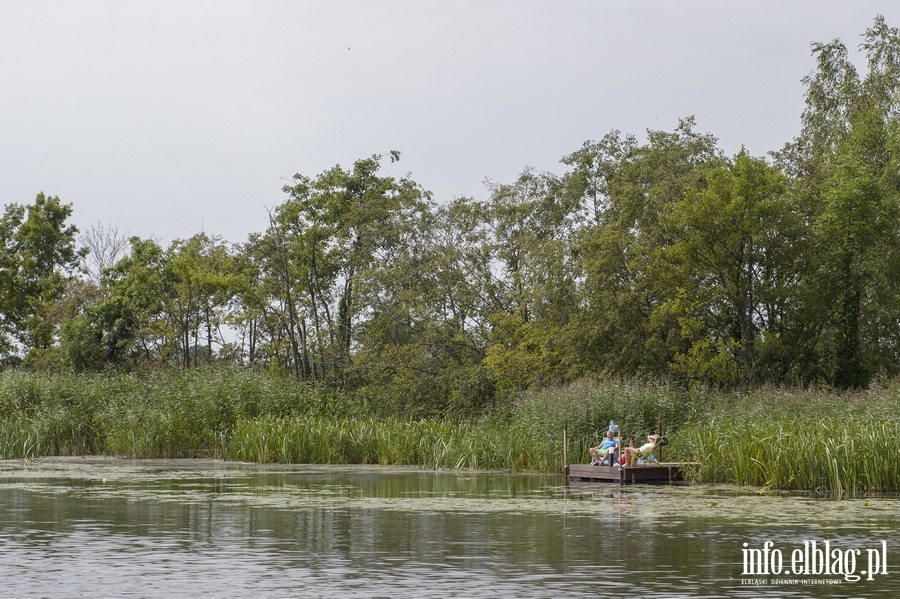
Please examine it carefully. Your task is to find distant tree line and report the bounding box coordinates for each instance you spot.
[2,18,899,416]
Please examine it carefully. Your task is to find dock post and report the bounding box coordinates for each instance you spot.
[563,424,569,477]
[657,422,663,462]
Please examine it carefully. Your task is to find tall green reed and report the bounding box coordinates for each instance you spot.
[2,368,899,493]
[225,415,545,470]
[0,418,41,459]
[0,368,360,458]
[511,379,710,466]
[672,384,900,493]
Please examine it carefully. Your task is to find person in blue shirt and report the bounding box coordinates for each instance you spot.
[589,430,619,465]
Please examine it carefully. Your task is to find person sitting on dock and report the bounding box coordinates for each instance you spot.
[623,433,666,466]
[589,430,619,465]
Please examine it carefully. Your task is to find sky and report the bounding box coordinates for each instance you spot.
[3,1,900,246]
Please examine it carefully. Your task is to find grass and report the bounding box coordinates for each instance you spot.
[509,378,717,469]
[669,385,900,493]
[225,416,541,470]
[1,369,898,493]
[0,368,363,459]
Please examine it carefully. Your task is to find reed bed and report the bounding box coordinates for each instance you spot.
[670,385,900,493]
[0,418,41,459]
[0,368,361,459]
[1,369,899,493]
[225,416,544,471]
[511,379,713,467]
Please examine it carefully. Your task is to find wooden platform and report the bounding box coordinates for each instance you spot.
[567,462,697,484]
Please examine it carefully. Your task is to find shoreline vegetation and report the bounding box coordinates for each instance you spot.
[1,369,898,494]
[2,18,900,498]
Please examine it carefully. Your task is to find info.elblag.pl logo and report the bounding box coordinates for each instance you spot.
[741,540,888,584]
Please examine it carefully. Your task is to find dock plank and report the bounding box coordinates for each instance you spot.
[567,462,697,484]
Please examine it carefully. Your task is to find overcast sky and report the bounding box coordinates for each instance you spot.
[3,1,900,246]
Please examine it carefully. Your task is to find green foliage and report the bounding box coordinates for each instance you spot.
[787,16,900,387]
[7,17,900,416]
[0,193,83,363]
[0,369,362,458]
[510,379,708,465]
[2,370,899,492]
[0,418,41,459]
[254,151,432,381]
[165,234,242,368]
[673,382,900,493]
[483,313,566,399]
[66,234,245,371]
[0,372,108,456]
[661,152,813,386]
[569,118,727,381]
[226,413,552,471]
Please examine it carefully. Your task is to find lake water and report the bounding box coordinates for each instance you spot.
[0,457,897,598]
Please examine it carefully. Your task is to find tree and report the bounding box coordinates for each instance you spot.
[258,152,430,385]
[661,151,814,386]
[561,130,637,226]
[166,234,240,367]
[350,196,500,417]
[78,222,130,284]
[0,193,83,364]
[782,15,900,386]
[816,105,900,386]
[96,236,173,366]
[567,118,725,379]
[476,167,581,396]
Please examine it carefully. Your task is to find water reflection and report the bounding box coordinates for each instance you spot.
[0,458,897,598]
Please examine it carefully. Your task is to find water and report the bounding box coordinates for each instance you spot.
[1,458,897,598]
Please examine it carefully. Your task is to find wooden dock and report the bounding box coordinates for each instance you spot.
[567,462,697,484]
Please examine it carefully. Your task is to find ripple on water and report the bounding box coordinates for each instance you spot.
[0,458,898,598]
